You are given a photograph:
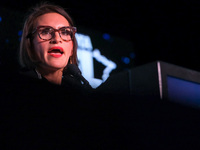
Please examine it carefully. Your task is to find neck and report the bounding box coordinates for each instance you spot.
[36,67,63,85]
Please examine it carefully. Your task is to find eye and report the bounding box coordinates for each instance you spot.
[39,27,53,35]
[60,28,71,35]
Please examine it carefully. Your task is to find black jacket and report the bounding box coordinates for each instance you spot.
[15,67,92,99]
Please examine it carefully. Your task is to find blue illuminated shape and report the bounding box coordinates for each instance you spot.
[122,57,130,64]
[0,16,2,22]
[18,30,23,36]
[102,33,111,40]
[167,76,200,108]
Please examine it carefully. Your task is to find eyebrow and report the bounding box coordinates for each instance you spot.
[38,25,71,29]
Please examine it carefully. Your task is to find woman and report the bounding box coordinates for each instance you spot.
[19,3,91,91]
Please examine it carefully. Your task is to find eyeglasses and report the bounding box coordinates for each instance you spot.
[27,26,77,41]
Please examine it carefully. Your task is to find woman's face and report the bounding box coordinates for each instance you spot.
[32,13,73,71]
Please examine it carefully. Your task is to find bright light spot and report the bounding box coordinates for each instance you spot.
[75,33,93,50]
[0,16,2,22]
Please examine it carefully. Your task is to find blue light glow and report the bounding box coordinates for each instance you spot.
[122,57,130,64]
[167,76,200,108]
[0,16,2,22]
[102,33,111,40]
[18,30,23,36]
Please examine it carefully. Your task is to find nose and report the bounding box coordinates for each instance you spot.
[50,32,62,43]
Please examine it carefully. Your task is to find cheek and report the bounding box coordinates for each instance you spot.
[32,38,47,58]
[64,41,73,56]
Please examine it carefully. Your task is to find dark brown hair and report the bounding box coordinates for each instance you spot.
[19,2,78,69]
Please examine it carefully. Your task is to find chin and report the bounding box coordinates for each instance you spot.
[50,64,67,70]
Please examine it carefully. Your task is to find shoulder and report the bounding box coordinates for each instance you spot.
[19,68,39,79]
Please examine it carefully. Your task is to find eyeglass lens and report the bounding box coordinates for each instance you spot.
[38,27,73,41]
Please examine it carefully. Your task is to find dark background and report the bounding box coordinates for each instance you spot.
[1,0,200,73]
[1,1,200,149]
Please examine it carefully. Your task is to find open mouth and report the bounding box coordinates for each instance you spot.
[48,47,64,54]
[48,47,64,57]
[48,49,64,54]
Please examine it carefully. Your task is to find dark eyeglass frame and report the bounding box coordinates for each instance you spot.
[27,26,77,41]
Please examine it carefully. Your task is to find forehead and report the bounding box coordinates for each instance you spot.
[36,13,70,28]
